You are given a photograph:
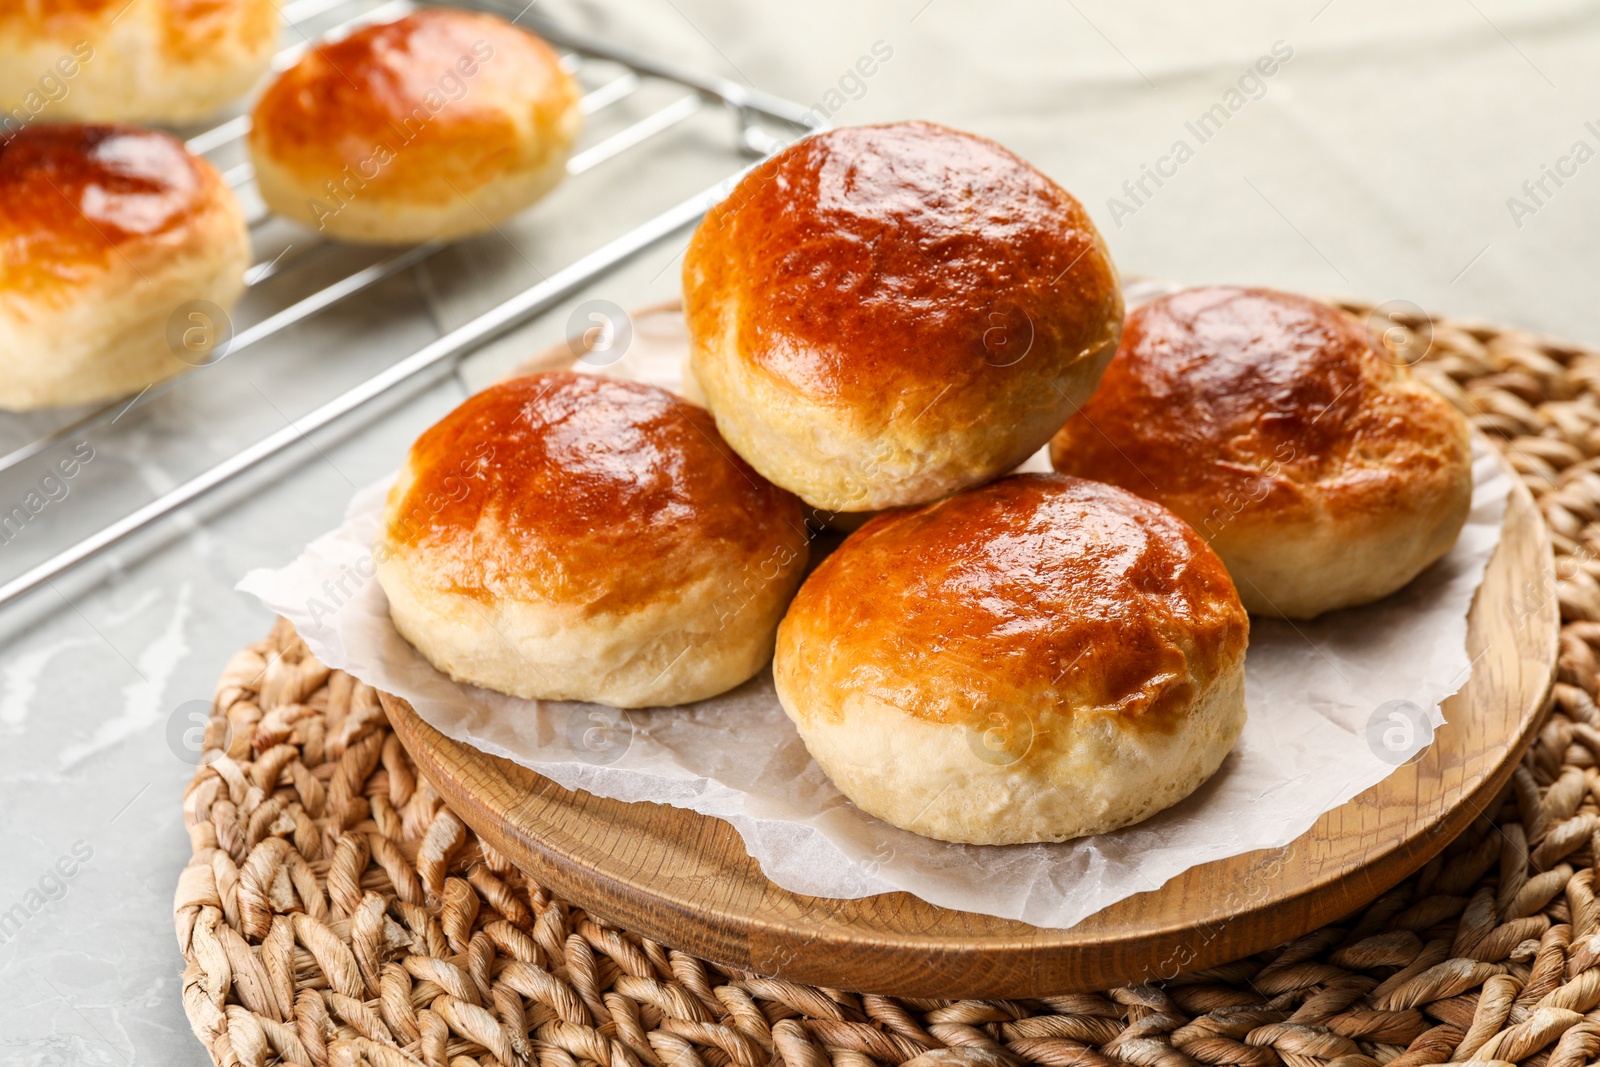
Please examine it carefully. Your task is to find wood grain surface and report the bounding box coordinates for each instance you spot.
[379,474,1556,999]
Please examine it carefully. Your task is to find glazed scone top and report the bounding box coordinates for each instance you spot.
[1052,286,1471,526]
[685,120,1121,417]
[0,124,217,298]
[777,474,1248,739]
[250,9,578,204]
[382,372,807,613]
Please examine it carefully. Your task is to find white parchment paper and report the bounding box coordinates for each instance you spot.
[239,317,1513,929]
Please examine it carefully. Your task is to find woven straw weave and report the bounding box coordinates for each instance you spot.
[177,303,1600,1067]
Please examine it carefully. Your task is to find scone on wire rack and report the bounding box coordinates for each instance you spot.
[0,0,277,125]
[1051,286,1473,619]
[250,8,581,244]
[375,371,811,709]
[0,124,249,410]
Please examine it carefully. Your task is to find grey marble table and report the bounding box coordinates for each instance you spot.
[3,0,1598,1061]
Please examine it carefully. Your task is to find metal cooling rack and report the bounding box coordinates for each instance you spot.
[0,0,820,609]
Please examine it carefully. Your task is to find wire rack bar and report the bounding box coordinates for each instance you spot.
[567,94,702,174]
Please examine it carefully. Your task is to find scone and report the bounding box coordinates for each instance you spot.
[0,0,277,126]
[250,8,581,244]
[684,121,1123,512]
[0,124,249,410]
[376,371,810,708]
[773,473,1249,845]
[1051,286,1474,619]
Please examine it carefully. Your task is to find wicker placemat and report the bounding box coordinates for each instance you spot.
[176,304,1600,1067]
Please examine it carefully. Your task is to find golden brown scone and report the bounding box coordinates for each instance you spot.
[1050,286,1474,619]
[684,121,1123,512]
[0,0,277,126]
[376,371,811,708]
[773,474,1249,845]
[0,124,249,410]
[250,9,581,244]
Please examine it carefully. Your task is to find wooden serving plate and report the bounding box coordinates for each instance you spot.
[380,474,1556,999]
